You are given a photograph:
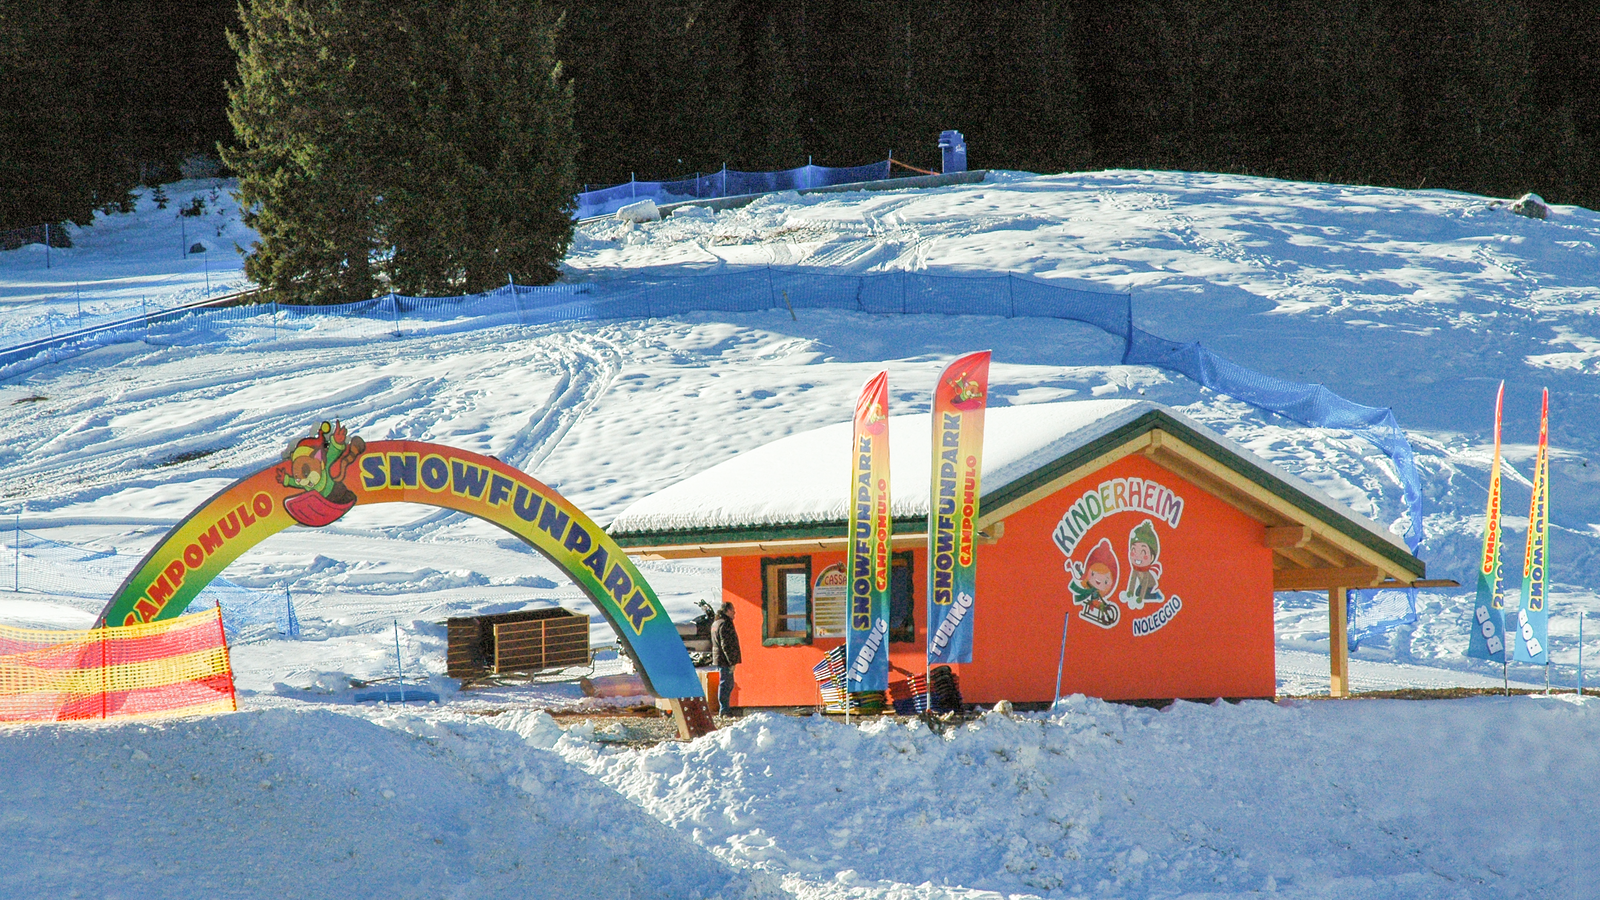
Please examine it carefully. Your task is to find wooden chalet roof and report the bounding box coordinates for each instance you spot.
[606,400,1430,591]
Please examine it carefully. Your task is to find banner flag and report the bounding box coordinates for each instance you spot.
[1514,389,1551,665]
[846,371,892,692]
[927,350,990,665]
[1467,382,1508,661]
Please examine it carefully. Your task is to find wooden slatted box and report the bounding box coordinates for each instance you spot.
[446,607,590,679]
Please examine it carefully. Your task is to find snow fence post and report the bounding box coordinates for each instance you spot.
[284,590,301,639]
[216,601,238,712]
[393,620,407,704]
[99,625,108,720]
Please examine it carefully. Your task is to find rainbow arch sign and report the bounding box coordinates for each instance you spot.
[96,424,703,699]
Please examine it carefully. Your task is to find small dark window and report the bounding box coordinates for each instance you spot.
[761,556,812,645]
[890,551,915,643]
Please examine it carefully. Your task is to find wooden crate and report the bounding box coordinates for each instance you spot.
[493,615,589,673]
[446,607,589,679]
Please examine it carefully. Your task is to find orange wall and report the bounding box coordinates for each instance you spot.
[719,454,1276,707]
[721,549,934,708]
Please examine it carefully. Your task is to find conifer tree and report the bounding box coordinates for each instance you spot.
[224,0,576,304]
[740,12,804,171]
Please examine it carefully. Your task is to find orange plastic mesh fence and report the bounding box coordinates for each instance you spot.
[0,606,236,722]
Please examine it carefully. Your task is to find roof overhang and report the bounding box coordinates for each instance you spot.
[612,407,1430,591]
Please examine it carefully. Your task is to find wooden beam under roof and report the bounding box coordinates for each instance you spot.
[1273,566,1386,592]
[1143,435,1419,585]
[1264,525,1310,548]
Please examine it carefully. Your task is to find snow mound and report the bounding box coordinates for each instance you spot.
[0,708,761,899]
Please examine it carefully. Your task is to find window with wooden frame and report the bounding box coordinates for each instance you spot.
[761,556,812,645]
[889,551,916,643]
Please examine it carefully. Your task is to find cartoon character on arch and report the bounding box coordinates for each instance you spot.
[277,419,367,527]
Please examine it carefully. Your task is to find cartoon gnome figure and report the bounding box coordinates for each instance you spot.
[1068,537,1121,628]
[1122,519,1165,610]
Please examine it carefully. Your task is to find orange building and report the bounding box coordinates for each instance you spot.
[608,401,1434,707]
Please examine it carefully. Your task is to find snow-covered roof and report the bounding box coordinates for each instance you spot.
[606,400,1415,570]
[608,400,1140,534]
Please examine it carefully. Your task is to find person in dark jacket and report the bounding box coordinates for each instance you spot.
[710,601,741,716]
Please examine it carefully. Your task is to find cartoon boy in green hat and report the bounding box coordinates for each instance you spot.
[1122,519,1164,609]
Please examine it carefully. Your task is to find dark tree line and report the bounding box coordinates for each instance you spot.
[563,0,1600,207]
[0,0,234,231]
[4,1,1600,233]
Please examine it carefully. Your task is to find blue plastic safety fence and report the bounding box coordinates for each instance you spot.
[0,268,1427,553]
[1123,326,1425,553]
[576,161,892,219]
[1345,588,1419,651]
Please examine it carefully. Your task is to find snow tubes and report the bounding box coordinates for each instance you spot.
[97,437,702,699]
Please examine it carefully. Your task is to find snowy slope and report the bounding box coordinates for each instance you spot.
[2,169,1598,898]
[0,179,252,345]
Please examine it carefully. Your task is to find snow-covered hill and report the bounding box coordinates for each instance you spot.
[1,170,1597,898]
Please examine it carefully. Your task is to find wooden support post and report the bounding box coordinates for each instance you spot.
[667,697,717,740]
[1328,587,1350,698]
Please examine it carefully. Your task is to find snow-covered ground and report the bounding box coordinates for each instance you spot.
[1,170,1597,898]
[0,179,252,346]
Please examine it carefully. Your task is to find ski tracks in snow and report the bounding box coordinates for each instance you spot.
[0,326,623,525]
[499,330,622,476]
[390,328,622,538]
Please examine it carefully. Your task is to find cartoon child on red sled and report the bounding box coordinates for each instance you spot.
[1068,537,1121,628]
[276,420,366,527]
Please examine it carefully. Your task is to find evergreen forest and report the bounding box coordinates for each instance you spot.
[4,0,1599,232]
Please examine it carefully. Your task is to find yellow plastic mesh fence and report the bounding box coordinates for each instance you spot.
[0,606,236,722]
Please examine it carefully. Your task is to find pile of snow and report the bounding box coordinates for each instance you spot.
[4,168,1600,897]
[0,707,765,899]
[541,698,1600,898]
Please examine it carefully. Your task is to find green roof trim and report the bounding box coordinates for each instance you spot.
[1134,410,1423,577]
[609,407,1423,578]
[609,516,929,549]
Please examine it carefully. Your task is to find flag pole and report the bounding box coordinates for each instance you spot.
[1053,609,1070,709]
